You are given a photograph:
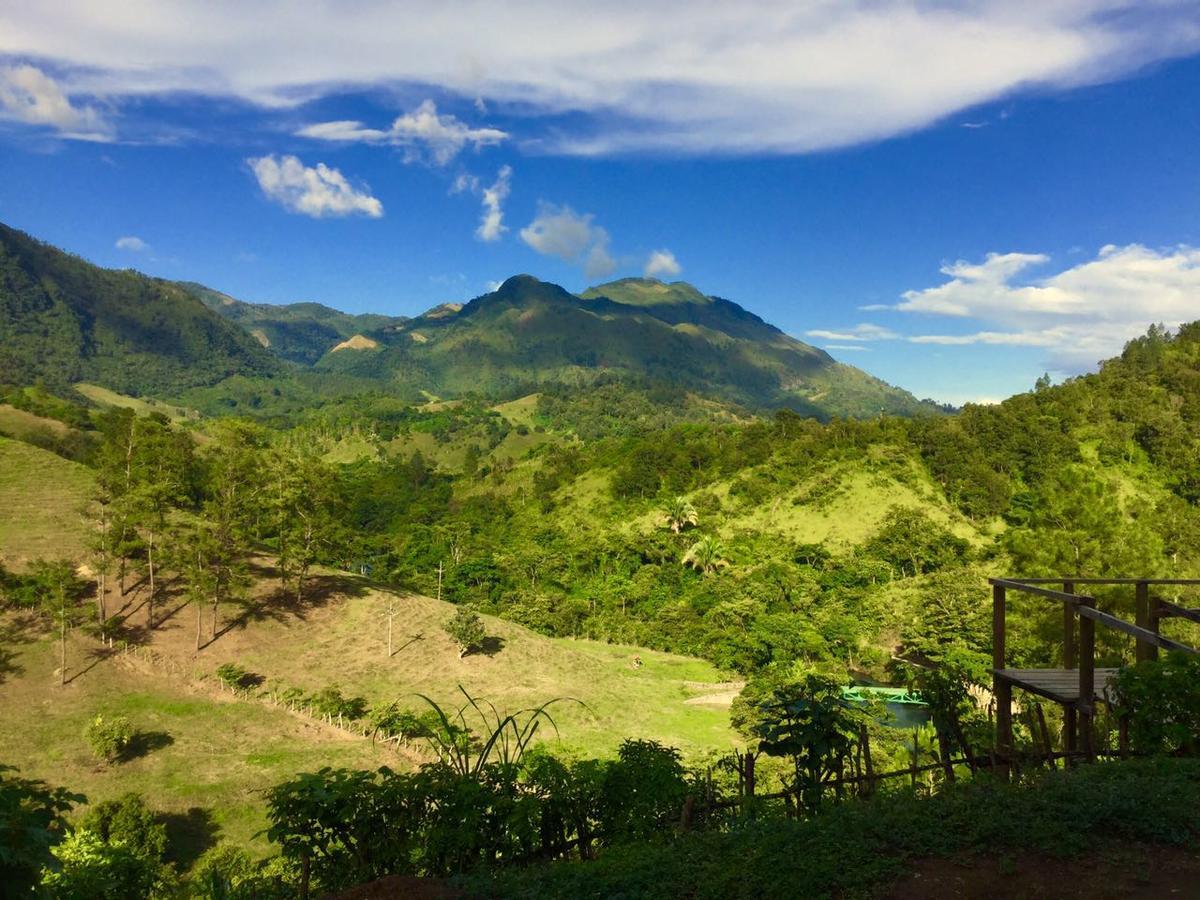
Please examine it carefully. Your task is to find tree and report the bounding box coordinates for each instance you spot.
[0,766,83,895]
[270,446,339,605]
[444,606,487,658]
[174,520,219,651]
[1005,465,1165,578]
[31,559,84,687]
[199,421,265,640]
[663,496,698,534]
[683,536,730,575]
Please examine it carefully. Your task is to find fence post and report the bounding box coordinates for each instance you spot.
[1078,594,1096,762]
[993,583,1012,779]
[1063,581,1078,763]
[860,725,875,796]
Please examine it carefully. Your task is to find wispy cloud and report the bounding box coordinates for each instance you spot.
[114,235,148,252]
[0,64,110,140]
[805,323,898,342]
[247,154,383,218]
[2,3,1197,155]
[298,100,506,165]
[520,202,615,278]
[475,166,512,242]
[644,249,682,278]
[849,244,1200,372]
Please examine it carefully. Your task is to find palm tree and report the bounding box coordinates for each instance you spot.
[664,496,699,534]
[683,536,730,575]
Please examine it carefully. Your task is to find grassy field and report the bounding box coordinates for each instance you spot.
[141,566,738,758]
[0,564,738,867]
[0,437,94,568]
[74,382,199,422]
[0,404,73,441]
[0,623,381,860]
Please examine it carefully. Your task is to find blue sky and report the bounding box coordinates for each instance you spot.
[2,2,1200,405]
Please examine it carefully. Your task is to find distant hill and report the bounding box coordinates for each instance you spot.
[0,220,931,419]
[315,274,933,419]
[0,223,280,395]
[184,282,407,366]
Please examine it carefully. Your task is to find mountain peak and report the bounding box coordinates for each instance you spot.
[580,278,712,307]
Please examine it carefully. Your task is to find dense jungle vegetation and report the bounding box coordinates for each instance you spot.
[4,219,1200,895]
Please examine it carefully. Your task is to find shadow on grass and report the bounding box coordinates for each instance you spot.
[478,636,507,658]
[211,568,369,644]
[121,730,175,761]
[0,613,39,684]
[160,806,220,871]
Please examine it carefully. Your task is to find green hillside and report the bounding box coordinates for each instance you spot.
[316,275,932,419]
[0,224,281,396]
[184,283,408,366]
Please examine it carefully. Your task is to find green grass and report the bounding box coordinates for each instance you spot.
[74,383,199,423]
[0,565,738,869]
[0,626,380,860]
[0,404,73,441]
[0,437,94,567]
[184,577,738,758]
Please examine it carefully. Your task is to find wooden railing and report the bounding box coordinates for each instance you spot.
[989,577,1200,776]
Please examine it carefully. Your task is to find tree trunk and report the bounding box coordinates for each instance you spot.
[98,568,106,625]
[195,602,202,652]
[147,532,155,629]
[59,591,67,687]
[211,598,219,640]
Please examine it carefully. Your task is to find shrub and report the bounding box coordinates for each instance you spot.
[40,829,167,898]
[1112,652,1200,754]
[84,714,134,764]
[444,606,487,658]
[0,765,82,894]
[78,793,167,862]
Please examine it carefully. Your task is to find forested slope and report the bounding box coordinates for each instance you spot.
[0,224,281,395]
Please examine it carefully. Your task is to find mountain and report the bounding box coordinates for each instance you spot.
[0,220,930,419]
[314,274,932,418]
[184,283,408,366]
[0,223,281,395]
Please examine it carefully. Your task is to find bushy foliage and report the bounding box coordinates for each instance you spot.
[1112,653,1200,755]
[0,766,82,894]
[84,714,134,764]
[444,606,487,658]
[265,735,691,891]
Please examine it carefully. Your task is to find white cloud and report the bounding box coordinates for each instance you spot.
[247,154,383,218]
[823,344,868,352]
[520,202,615,276]
[0,64,110,140]
[805,323,898,342]
[644,249,681,279]
[298,99,506,165]
[2,3,1197,155]
[115,235,148,252]
[475,165,511,242]
[897,244,1200,371]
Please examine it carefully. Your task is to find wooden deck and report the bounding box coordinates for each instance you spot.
[993,668,1121,704]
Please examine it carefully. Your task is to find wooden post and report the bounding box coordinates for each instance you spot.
[1135,581,1151,662]
[992,583,1012,779]
[1035,704,1057,770]
[1063,581,1077,763]
[1147,596,1161,663]
[1078,595,1096,762]
[859,726,874,796]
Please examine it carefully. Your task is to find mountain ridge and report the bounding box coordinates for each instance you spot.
[0,221,933,419]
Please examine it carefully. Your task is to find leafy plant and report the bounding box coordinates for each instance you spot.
[0,765,83,895]
[444,606,487,658]
[84,714,134,764]
[1112,652,1200,754]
